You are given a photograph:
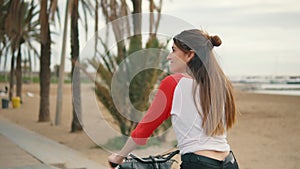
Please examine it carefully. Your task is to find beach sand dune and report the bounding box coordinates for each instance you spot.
[0,83,300,169]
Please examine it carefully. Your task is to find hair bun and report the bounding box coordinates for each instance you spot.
[209,35,222,47]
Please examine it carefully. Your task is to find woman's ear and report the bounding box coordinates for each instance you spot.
[186,50,195,62]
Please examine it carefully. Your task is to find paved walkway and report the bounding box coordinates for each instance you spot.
[0,117,107,169]
[0,134,44,169]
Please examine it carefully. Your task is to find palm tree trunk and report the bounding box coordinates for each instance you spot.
[9,52,15,101]
[94,0,98,58]
[16,45,22,102]
[55,0,71,125]
[70,0,82,132]
[128,0,142,54]
[131,0,142,32]
[28,50,33,83]
[38,0,51,122]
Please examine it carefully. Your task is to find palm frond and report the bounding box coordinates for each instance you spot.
[50,0,58,21]
[78,0,93,40]
[55,4,61,28]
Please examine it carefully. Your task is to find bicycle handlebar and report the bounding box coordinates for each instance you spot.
[128,150,180,163]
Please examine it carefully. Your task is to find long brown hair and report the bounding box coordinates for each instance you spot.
[173,29,236,136]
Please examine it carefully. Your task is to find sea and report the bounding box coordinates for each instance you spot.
[231,76,300,96]
[253,88,300,96]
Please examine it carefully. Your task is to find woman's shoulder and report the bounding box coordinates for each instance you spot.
[162,73,184,84]
[158,73,185,93]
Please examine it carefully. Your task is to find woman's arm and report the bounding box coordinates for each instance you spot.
[108,137,137,167]
[130,74,182,144]
[107,74,183,168]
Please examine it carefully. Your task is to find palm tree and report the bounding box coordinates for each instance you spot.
[70,0,82,132]
[54,0,92,131]
[93,0,168,137]
[38,0,52,121]
[0,0,9,58]
[39,0,60,122]
[4,0,20,101]
[70,0,93,132]
[55,0,71,125]
[4,0,39,101]
[0,0,10,92]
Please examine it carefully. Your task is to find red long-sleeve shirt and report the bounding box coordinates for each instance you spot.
[131,73,184,145]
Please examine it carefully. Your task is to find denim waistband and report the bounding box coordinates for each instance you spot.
[181,151,235,166]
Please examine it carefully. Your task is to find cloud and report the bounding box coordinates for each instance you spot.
[160,0,300,76]
[51,0,300,76]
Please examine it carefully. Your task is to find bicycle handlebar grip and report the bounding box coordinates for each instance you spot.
[108,161,119,168]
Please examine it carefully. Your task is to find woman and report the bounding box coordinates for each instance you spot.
[108,29,239,169]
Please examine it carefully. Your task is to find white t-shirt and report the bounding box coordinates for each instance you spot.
[131,73,230,154]
[171,77,230,154]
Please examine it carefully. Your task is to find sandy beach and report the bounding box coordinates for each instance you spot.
[0,83,300,169]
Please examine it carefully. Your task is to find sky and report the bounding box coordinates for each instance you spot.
[28,0,300,77]
[158,0,300,76]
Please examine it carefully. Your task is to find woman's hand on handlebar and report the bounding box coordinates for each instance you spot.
[108,153,125,168]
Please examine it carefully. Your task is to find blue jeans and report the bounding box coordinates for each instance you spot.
[180,151,239,169]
